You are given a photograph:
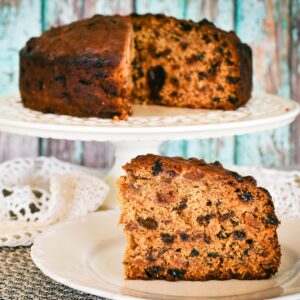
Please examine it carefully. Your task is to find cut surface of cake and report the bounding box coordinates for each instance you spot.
[20,14,252,120]
[118,154,281,281]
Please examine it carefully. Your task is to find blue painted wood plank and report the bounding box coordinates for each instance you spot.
[0,0,40,160]
[186,0,234,31]
[0,0,41,94]
[290,0,300,164]
[135,0,185,18]
[234,0,291,167]
[83,0,133,18]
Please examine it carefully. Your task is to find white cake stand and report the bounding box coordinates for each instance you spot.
[0,93,299,208]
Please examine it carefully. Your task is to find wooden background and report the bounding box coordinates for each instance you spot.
[0,0,299,169]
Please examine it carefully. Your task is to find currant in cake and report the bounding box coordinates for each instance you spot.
[118,154,281,280]
[20,14,252,120]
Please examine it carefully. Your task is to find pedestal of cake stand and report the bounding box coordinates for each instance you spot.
[102,140,161,209]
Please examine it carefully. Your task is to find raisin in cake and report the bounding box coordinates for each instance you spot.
[118,154,281,281]
[20,14,252,120]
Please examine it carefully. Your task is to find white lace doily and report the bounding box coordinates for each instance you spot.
[231,166,300,220]
[0,157,109,247]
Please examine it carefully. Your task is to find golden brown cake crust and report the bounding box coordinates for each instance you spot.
[20,15,132,119]
[20,14,252,119]
[119,154,281,281]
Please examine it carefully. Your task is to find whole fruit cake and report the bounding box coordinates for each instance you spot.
[20,14,252,120]
[118,154,281,280]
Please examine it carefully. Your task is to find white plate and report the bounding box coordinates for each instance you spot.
[0,93,299,141]
[31,211,300,300]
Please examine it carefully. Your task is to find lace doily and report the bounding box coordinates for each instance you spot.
[0,157,109,247]
[231,166,300,219]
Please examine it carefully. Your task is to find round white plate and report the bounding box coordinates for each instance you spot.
[1,93,299,141]
[31,211,300,300]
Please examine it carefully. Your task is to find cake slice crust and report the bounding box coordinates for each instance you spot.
[119,154,281,281]
[20,15,133,119]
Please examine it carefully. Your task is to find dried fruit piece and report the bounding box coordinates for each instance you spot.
[212,97,220,103]
[227,96,238,104]
[179,21,192,31]
[170,77,179,87]
[160,233,175,244]
[137,217,158,230]
[229,171,244,182]
[233,230,246,240]
[208,252,220,258]
[204,236,212,244]
[180,42,188,50]
[206,200,212,206]
[226,59,234,66]
[180,232,189,241]
[147,65,167,100]
[174,200,188,212]
[198,71,207,80]
[202,34,211,43]
[145,266,164,278]
[239,191,253,203]
[246,239,254,246]
[79,79,91,85]
[226,76,240,84]
[54,75,66,86]
[167,268,186,279]
[197,214,213,225]
[152,160,163,175]
[190,249,199,257]
[220,211,233,221]
[267,213,280,225]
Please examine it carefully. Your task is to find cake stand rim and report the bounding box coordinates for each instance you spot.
[0,92,298,142]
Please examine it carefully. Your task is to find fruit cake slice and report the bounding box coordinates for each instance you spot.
[118,154,281,281]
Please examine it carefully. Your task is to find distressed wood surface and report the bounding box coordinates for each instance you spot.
[83,0,134,18]
[290,0,300,164]
[0,0,40,161]
[0,0,299,169]
[234,0,291,167]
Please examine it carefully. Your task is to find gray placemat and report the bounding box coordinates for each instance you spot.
[0,247,107,300]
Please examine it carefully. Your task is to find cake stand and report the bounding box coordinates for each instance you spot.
[0,92,299,208]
